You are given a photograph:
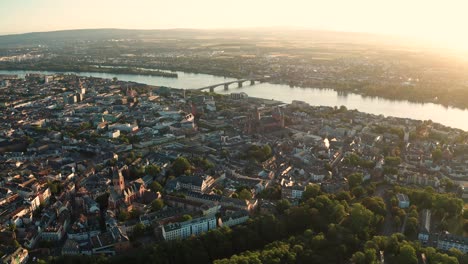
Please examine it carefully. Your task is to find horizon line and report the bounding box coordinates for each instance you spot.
[0,26,387,38]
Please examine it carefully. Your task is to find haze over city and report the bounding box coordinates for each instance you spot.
[2,0,468,51]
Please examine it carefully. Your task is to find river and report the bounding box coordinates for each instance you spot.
[2,69,468,131]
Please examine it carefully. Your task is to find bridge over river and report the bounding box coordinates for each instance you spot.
[197,76,271,92]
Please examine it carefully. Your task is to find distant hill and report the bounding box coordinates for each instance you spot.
[0,28,203,46]
[0,28,406,48]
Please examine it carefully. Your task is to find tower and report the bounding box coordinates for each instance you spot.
[191,102,197,117]
[112,166,125,193]
[404,127,410,143]
[280,112,285,128]
[273,107,285,128]
[254,107,261,122]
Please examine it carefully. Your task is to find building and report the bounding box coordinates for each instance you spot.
[459,182,468,199]
[435,233,468,253]
[107,130,121,139]
[90,226,130,255]
[246,106,285,134]
[396,193,410,208]
[230,92,248,100]
[220,210,249,228]
[112,166,125,193]
[162,216,217,241]
[405,174,440,188]
[0,246,29,264]
[165,175,214,193]
[321,180,348,194]
[61,239,81,256]
[418,209,431,243]
[281,185,306,200]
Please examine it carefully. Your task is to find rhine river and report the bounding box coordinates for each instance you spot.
[2,69,468,131]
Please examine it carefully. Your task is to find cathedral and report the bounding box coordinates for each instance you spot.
[108,166,146,209]
[245,106,285,134]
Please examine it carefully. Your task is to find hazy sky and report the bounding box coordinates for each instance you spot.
[1,0,468,49]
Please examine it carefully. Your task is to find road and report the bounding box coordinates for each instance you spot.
[375,184,396,236]
[400,214,408,234]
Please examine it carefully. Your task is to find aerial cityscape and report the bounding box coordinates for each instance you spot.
[1,1,468,264]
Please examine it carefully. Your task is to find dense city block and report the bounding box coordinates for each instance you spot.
[0,73,467,263]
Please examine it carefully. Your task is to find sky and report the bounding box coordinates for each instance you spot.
[1,0,468,50]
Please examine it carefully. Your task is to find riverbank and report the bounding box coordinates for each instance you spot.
[0,65,178,78]
[128,64,468,110]
[1,69,467,131]
[3,63,468,109]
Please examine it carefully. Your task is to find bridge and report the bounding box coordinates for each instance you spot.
[197,76,271,92]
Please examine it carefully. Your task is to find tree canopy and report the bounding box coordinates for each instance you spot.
[172,157,192,176]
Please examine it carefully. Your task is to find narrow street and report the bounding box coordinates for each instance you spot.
[375,184,395,236]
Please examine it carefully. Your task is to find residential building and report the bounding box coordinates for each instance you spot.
[162,216,217,240]
[418,209,431,243]
[220,210,249,228]
[435,233,468,253]
[282,185,306,200]
[396,193,410,208]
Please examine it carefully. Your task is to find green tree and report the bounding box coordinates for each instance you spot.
[448,248,465,263]
[8,224,16,232]
[348,173,363,189]
[181,214,192,222]
[364,248,378,263]
[463,220,468,233]
[397,244,417,264]
[132,223,146,238]
[352,186,366,199]
[47,180,62,195]
[385,156,401,166]
[172,157,192,176]
[344,204,375,240]
[25,136,34,145]
[192,157,215,171]
[276,199,291,214]
[432,148,443,163]
[262,145,272,157]
[302,184,321,200]
[245,144,273,162]
[335,191,353,202]
[130,210,141,219]
[463,210,468,220]
[257,185,282,200]
[361,197,387,216]
[145,164,161,176]
[351,251,366,264]
[151,199,164,212]
[344,153,361,166]
[238,189,253,200]
[150,181,163,193]
[13,240,20,248]
[118,211,129,221]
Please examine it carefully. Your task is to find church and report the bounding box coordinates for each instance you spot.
[108,166,146,209]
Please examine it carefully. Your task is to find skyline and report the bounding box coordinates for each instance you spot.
[1,0,468,51]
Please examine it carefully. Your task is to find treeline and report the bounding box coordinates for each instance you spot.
[47,188,462,264]
[330,81,468,110]
[394,186,463,218]
[215,232,464,264]
[0,63,178,78]
[49,190,381,264]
